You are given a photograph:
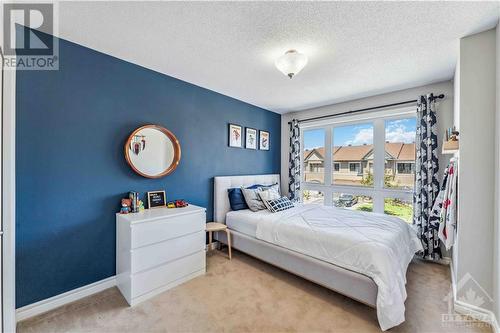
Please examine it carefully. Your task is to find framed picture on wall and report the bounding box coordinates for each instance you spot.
[245,128,257,149]
[228,123,242,148]
[259,130,270,150]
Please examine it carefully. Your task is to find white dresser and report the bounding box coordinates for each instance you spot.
[116,205,206,306]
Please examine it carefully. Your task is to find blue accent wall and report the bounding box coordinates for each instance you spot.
[16,34,281,307]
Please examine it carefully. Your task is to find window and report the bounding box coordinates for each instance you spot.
[303,190,324,204]
[332,122,373,187]
[349,162,361,174]
[397,162,414,174]
[300,108,416,221]
[303,129,325,184]
[309,164,323,172]
[384,198,413,223]
[384,118,416,189]
[333,193,373,212]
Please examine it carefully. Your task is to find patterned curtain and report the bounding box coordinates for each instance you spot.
[288,119,301,202]
[413,94,441,260]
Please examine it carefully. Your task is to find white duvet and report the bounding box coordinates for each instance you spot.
[255,204,423,331]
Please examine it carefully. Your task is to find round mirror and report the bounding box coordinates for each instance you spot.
[124,125,181,178]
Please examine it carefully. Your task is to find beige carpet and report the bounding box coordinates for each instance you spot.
[18,250,491,333]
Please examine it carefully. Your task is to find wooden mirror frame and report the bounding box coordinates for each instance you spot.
[124,124,181,178]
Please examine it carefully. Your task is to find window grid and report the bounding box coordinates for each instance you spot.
[300,110,415,217]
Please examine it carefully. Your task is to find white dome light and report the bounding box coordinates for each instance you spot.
[274,49,308,79]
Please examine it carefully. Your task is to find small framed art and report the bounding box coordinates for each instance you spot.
[147,190,166,209]
[245,127,257,149]
[259,130,270,150]
[228,123,242,148]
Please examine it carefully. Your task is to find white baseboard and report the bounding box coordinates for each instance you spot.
[449,262,500,333]
[439,256,451,265]
[492,315,500,333]
[16,276,116,322]
[453,300,500,333]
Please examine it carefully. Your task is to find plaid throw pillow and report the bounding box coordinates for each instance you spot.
[266,197,294,213]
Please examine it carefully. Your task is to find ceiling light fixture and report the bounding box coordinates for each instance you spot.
[274,49,308,79]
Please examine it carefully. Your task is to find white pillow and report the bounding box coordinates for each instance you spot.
[258,188,281,211]
[262,183,280,195]
[241,187,267,211]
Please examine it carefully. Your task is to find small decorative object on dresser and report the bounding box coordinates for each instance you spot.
[147,190,166,209]
[228,123,242,148]
[175,199,189,208]
[259,130,270,150]
[116,205,206,306]
[120,198,132,214]
[245,127,257,149]
[129,191,139,213]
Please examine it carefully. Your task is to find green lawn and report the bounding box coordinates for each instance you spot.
[356,203,373,212]
[354,199,413,223]
[383,199,413,222]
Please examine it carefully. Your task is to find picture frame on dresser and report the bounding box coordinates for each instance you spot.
[147,190,166,209]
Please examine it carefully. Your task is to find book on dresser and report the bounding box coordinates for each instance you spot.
[116,205,206,306]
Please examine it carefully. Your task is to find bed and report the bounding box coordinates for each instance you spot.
[213,174,422,331]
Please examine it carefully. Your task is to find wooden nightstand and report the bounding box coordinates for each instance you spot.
[206,222,231,260]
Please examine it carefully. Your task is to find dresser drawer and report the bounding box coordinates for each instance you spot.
[131,211,205,248]
[131,231,205,273]
[131,250,205,298]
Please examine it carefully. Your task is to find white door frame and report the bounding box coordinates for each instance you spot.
[1,2,18,331]
[2,51,16,333]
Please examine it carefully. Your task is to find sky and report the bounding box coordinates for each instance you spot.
[303,118,417,150]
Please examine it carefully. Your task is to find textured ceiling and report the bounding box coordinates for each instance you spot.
[55,1,499,113]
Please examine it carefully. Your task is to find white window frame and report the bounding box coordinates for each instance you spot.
[300,106,415,214]
[333,162,340,172]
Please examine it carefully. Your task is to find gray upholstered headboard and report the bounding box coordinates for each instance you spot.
[213,174,280,223]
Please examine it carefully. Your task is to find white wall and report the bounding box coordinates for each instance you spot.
[453,60,460,131]
[494,20,500,323]
[455,28,496,310]
[281,80,454,197]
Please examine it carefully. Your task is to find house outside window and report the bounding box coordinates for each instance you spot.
[397,162,414,174]
[302,129,326,184]
[301,108,416,223]
[349,162,361,174]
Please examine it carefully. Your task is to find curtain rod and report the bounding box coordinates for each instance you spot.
[288,93,445,125]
